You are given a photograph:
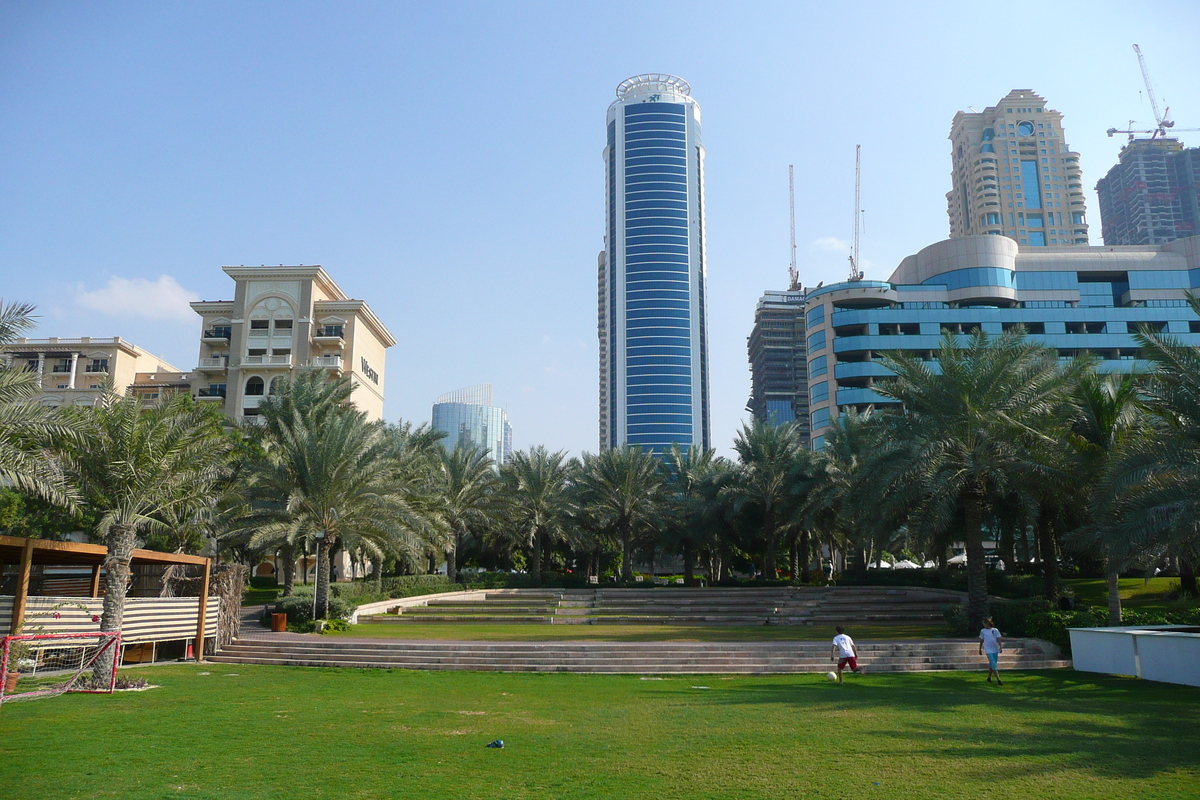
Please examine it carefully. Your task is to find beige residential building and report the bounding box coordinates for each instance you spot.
[189,265,395,422]
[947,90,1089,246]
[0,336,182,407]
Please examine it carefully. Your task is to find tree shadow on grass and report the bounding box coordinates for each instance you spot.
[697,671,1200,781]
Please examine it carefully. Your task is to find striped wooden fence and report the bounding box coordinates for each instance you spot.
[0,596,218,644]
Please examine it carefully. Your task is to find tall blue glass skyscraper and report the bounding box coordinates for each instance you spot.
[599,74,710,454]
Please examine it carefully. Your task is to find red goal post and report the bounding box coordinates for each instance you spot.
[0,631,122,704]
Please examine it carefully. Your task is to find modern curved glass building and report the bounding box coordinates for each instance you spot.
[803,234,1200,450]
[431,384,511,465]
[599,74,709,454]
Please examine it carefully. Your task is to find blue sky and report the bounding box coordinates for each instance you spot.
[2,1,1197,456]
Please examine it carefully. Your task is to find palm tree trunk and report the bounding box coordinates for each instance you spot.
[1037,509,1061,600]
[1180,555,1197,596]
[799,530,811,584]
[446,529,460,583]
[314,538,332,620]
[963,489,990,631]
[281,544,297,596]
[369,557,382,593]
[683,539,695,586]
[95,522,136,678]
[1105,561,1122,626]
[621,521,634,581]
[531,529,543,583]
[764,511,777,579]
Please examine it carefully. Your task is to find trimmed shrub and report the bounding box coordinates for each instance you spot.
[273,591,356,624]
[380,575,459,597]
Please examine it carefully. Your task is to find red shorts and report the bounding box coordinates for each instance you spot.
[838,656,858,672]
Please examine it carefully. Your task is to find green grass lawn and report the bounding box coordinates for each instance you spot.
[1,664,1198,799]
[333,621,951,642]
[1063,577,1190,612]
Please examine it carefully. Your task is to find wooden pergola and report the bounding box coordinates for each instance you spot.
[0,535,212,660]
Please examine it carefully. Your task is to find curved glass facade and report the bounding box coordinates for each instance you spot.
[431,402,509,465]
[601,76,709,454]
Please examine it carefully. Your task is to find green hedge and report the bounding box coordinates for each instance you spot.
[270,591,356,624]
[943,600,1040,638]
[837,569,1046,598]
[1025,608,1200,653]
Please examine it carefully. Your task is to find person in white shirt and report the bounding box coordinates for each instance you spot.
[830,625,865,683]
[978,617,1003,685]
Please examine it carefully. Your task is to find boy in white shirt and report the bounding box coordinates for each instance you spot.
[978,617,1003,685]
[830,625,865,683]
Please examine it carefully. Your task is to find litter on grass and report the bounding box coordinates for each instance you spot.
[486,740,504,749]
[691,686,710,690]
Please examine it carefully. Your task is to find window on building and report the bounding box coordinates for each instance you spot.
[274,319,293,330]
[245,376,265,396]
[249,319,269,330]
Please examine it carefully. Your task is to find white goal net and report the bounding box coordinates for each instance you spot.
[0,631,122,703]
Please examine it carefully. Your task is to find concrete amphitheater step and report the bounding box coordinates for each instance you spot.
[211,637,1068,674]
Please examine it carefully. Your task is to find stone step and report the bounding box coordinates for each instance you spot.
[222,641,1054,658]
[363,615,554,624]
[214,637,1066,674]
[218,649,1056,668]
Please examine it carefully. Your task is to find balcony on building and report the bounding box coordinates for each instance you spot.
[197,356,228,371]
[51,364,73,373]
[242,354,293,367]
[309,354,343,369]
[201,327,232,343]
[312,325,345,344]
[197,386,227,399]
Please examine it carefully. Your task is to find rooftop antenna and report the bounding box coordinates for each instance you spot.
[788,165,799,291]
[848,145,863,282]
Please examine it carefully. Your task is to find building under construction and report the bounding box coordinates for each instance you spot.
[1097,138,1200,245]
[746,288,809,445]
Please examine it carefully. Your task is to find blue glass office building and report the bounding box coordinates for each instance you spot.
[599,74,710,454]
[804,235,1200,449]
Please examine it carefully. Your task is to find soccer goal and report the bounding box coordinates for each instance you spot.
[0,631,122,704]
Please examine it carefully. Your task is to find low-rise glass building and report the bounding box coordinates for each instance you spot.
[804,234,1200,449]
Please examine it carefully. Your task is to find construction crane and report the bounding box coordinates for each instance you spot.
[1108,45,1199,141]
[787,166,799,291]
[847,145,863,282]
[1134,44,1172,136]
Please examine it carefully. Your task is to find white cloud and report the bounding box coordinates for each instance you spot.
[74,276,199,322]
[811,236,850,253]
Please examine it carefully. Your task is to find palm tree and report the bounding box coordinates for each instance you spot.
[497,446,573,582]
[64,392,233,668]
[872,329,1074,629]
[1065,369,1144,623]
[1101,297,1200,597]
[248,410,432,619]
[435,443,501,581]
[576,446,666,581]
[661,444,726,585]
[728,420,808,579]
[0,301,78,507]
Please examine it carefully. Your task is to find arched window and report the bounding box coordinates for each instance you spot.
[269,377,285,395]
[245,376,265,396]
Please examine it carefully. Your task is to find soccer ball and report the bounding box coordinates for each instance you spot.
[827,671,838,681]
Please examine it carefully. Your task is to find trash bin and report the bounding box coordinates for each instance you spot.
[271,613,288,632]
